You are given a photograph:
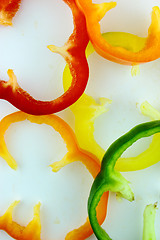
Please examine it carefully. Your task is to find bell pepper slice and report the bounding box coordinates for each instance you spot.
[0,111,108,240]
[88,120,160,240]
[63,32,159,172]
[143,203,157,240]
[0,201,41,240]
[75,0,160,65]
[0,0,21,25]
[0,0,89,115]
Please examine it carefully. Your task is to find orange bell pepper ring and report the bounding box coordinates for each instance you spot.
[76,0,160,65]
[0,111,108,240]
[0,0,21,25]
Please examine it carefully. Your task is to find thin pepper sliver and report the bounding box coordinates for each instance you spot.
[0,111,108,240]
[143,203,157,240]
[0,0,21,25]
[0,0,89,115]
[88,120,160,240]
[75,0,160,65]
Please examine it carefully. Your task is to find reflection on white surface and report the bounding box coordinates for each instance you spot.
[0,231,15,240]
[0,0,160,239]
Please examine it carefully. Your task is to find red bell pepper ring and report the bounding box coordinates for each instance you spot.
[0,0,89,115]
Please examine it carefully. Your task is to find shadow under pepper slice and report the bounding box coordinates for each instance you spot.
[88,120,160,240]
[0,111,108,240]
[0,0,89,115]
[75,0,160,65]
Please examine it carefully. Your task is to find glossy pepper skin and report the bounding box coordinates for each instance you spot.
[76,0,160,65]
[88,120,160,240]
[0,111,108,240]
[0,0,89,115]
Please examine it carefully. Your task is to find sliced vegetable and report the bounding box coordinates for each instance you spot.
[76,0,160,65]
[88,120,160,239]
[63,32,159,171]
[63,31,145,161]
[0,0,21,25]
[0,0,89,115]
[141,101,160,120]
[0,201,41,240]
[63,52,110,160]
[143,203,157,240]
[0,111,108,239]
[116,101,160,171]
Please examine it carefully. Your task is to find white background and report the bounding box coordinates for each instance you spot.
[0,0,160,239]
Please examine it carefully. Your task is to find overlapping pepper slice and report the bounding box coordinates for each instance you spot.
[0,0,21,25]
[88,120,160,240]
[63,31,143,160]
[0,111,108,239]
[0,0,89,115]
[75,0,160,65]
[63,32,159,171]
[115,101,160,171]
[63,33,115,161]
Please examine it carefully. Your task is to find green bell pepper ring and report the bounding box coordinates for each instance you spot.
[88,120,160,240]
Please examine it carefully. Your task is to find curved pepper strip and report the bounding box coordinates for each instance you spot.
[0,0,89,115]
[88,120,160,240]
[0,111,108,240]
[0,0,21,25]
[63,32,158,171]
[75,0,160,65]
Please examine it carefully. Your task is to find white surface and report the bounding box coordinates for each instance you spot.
[0,0,160,239]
